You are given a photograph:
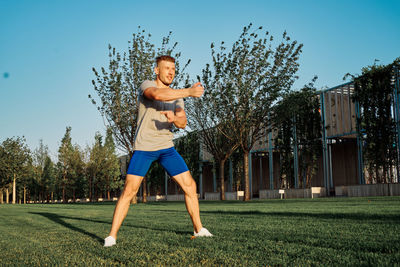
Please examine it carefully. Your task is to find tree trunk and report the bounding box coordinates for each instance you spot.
[94,183,98,202]
[142,177,147,203]
[51,192,54,203]
[89,175,92,202]
[12,173,16,204]
[6,187,9,203]
[131,195,137,204]
[243,151,250,201]
[23,186,26,204]
[220,159,226,200]
[62,185,66,203]
[107,189,110,200]
[0,189,3,204]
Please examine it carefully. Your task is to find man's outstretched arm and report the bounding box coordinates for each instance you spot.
[144,82,204,101]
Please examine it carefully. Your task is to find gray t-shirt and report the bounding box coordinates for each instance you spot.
[133,80,184,151]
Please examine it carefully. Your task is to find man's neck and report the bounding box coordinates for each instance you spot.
[155,79,170,89]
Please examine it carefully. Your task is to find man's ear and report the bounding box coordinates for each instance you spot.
[154,66,159,75]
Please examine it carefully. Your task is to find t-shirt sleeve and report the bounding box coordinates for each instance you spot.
[176,98,184,110]
[139,80,157,96]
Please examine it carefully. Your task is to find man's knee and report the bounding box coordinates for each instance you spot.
[186,183,197,198]
[121,186,139,199]
[121,175,142,199]
[175,172,197,196]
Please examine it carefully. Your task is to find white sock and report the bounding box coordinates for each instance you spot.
[104,236,116,247]
[194,228,213,237]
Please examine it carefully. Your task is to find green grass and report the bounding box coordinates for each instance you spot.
[1,197,400,266]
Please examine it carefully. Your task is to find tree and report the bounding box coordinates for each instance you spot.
[69,144,86,201]
[32,140,50,201]
[87,132,103,201]
[187,58,241,200]
[0,137,31,204]
[58,127,73,202]
[273,81,321,188]
[185,103,239,199]
[57,127,85,202]
[350,58,400,183]
[87,129,122,201]
[197,24,303,200]
[41,155,57,202]
[0,145,7,203]
[103,128,123,200]
[90,26,190,202]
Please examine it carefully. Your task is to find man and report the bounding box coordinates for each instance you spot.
[104,55,213,247]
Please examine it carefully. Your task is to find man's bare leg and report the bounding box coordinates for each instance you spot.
[172,171,203,233]
[108,174,143,239]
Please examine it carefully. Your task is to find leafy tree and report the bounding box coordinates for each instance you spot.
[87,132,103,201]
[350,58,400,183]
[103,128,123,200]
[0,145,7,203]
[187,65,239,200]
[273,81,321,188]
[197,24,303,200]
[185,111,238,199]
[0,137,31,204]
[32,140,50,201]
[41,155,57,202]
[90,26,190,202]
[57,127,85,201]
[69,144,86,200]
[58,127,73,202]
[87,129,122,201]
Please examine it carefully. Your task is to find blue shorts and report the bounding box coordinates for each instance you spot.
[127,147,189,177]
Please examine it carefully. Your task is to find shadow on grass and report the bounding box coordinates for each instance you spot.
[30,212,104,244]
[29,212,190,239]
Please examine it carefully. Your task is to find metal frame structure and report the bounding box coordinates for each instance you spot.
[318,82,361,195]
[194,64,400,198]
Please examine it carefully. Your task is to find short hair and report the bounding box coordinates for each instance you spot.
[156,55,175,66]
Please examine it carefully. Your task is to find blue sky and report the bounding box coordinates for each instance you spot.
[0,0,399,158]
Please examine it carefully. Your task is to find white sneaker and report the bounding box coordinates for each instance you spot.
[104,236,116,247]
[194,228,213,237]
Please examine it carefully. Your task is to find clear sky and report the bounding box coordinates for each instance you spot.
[0,0,399,158]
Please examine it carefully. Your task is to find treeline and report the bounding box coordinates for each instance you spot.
[0,127,122,204]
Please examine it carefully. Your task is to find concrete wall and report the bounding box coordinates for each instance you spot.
[225,191,244,200]
[285,188,312,198]
[166,194,185,201]
[259,189,280,199]
[260,187,326,199]
[204,192,220,200]
[389,184,400,196]
[335,184,400,197]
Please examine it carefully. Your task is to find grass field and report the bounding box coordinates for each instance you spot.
[1,197,400,266]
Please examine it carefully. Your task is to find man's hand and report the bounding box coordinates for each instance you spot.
[161,107,187,128]
[188,82,205,97]
[160,111,175,123]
